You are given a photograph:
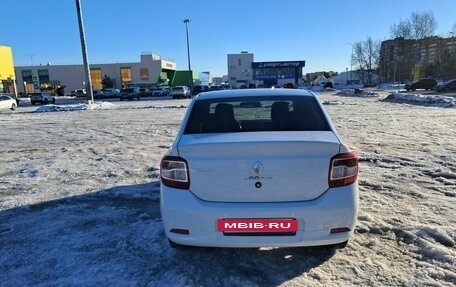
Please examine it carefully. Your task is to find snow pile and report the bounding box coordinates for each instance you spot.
[383,92,456,108]
[35,101,115,112]
[298,85,326,92]
[335,89,379,97]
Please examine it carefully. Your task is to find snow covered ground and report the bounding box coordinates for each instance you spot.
[0,91,455,286]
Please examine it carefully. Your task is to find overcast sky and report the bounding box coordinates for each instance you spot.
[2,0,456,76]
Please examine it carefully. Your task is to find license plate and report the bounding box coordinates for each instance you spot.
[217,218,297,233]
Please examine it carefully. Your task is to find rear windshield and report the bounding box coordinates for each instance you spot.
[184,96,331,134]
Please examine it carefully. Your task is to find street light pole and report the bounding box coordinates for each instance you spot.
[75,0,94,104]
[183,19,191,71]
[183,19,192,91]
[26,53,37,66]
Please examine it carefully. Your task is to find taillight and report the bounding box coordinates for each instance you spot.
[329,152,358,187]
[160,156,190,189]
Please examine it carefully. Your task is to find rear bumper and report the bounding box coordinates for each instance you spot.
[160,183,358,248]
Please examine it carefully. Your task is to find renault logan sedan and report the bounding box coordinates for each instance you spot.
[160,88,359,249]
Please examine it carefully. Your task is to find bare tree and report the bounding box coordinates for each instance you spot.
[391,19,413,39]
[352,37,380,84]
[410,11,438,39]
[390,11,437,40]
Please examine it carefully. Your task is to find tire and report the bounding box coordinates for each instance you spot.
[44,99,48,104]
[52,99,55,104]
[11,103,17,111]
[31,102,36,105]
[445,87,450,92]
[120,98,124,101]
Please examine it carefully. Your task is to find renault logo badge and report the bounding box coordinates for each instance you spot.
[253,161,263,174]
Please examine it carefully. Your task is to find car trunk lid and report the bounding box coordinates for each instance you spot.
[177,131,341,202]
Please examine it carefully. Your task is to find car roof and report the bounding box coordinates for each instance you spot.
[194,88,315,100]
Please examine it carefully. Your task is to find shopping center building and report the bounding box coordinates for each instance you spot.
[227,52,305,88]
[14,53,177,95]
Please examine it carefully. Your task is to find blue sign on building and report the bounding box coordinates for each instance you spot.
[252,60,305,85]
[251,61,306,69]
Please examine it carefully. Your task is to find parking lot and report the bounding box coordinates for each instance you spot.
[0,90,455,286]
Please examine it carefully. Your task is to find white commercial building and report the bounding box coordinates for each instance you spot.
[14,53,176,95]
[227,51,305,88]
[227,52,255,88]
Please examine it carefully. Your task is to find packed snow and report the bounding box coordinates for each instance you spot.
[0,90,455,286]
[335,89,380,98]
[383,92,456,108]
[35,101,115,112]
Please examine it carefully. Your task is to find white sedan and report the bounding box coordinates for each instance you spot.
[0,94,17,111]
[160,88,359,249]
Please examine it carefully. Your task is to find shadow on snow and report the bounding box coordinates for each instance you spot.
[0,182,336,286]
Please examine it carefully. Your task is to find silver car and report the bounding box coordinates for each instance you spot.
[30,92,55,105]
[171,86,191,99]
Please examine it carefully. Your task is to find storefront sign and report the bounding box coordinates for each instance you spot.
[252,61,305,69]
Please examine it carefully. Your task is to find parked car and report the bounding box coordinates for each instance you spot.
[434,79,456,92]
[404,78,437,91]
[0,94,17,111]
[119,87,140,101]
[138,88,151,97]
[93,90,104,99]
[152,87,170,97]
[192,85,210,95]
[171,86,191,99]
[101,88,120,98]
[1,93,20,106]
[160,88,359,249]
[30,92,55,105]
[71,89,87,97]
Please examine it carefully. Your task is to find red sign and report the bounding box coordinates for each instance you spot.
[217,218,297,233]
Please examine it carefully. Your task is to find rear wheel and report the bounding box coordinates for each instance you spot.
[11,103,17,110]
[44,99,48,104]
